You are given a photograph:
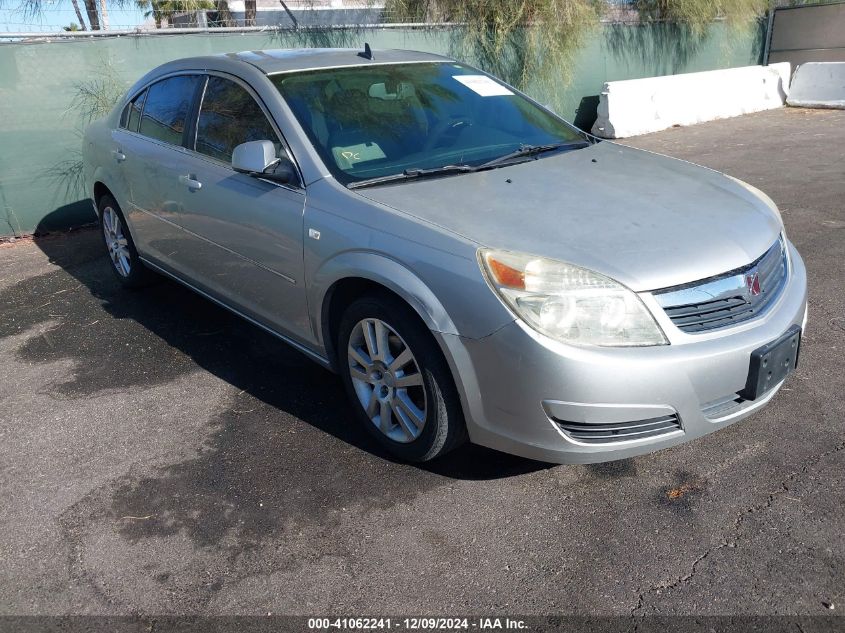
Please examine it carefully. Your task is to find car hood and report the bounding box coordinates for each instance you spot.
[355,142,783,291]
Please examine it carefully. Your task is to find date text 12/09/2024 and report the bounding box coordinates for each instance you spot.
[308,618,528,630]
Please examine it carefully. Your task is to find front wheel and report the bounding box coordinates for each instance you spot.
[338,293,467,462]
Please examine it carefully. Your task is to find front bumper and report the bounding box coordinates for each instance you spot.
[438,241,808,464]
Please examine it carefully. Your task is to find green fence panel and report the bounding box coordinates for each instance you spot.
[0,23,762,237]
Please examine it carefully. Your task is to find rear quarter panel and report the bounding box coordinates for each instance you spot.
[83,106,131,214]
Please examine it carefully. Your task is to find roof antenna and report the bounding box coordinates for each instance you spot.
[358,43,374,61]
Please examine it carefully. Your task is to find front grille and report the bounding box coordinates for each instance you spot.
[655,238,788,333]
[554,414,682,444]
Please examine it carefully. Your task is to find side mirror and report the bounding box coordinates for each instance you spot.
[232,140,297,185]
[264,156,296,185]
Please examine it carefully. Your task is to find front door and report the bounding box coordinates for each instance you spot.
[169,74,310,343]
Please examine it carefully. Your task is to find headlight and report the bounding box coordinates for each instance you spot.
[479,249,667,347]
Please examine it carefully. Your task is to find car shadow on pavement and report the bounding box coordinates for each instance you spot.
[0,227,556,550]
[26,228,551,485]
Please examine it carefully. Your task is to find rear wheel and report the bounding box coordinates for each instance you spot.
[338,293,467,462]
[98,194,155,288]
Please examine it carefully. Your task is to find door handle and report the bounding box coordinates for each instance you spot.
[111,149,126,162]
[178,174,202,191]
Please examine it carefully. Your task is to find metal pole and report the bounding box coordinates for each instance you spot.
[763,8,776,66]
[278,0,298,29]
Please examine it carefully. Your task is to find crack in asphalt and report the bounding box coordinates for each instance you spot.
[631,438,845,616]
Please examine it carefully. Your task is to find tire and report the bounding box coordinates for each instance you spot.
[97,194,155,288]
[338,292,467,462]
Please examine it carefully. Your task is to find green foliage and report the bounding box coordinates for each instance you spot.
[385,0,780,89]
[135,0,215,27]
[635,0,768,33]
[67,62,127,123]
[50,61,128,200]
[385,0,604,90]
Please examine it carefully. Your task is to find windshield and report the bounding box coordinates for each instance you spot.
[271,62,586,186]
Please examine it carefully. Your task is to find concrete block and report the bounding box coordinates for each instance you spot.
[787,62,845,109]
[592,63,791,138]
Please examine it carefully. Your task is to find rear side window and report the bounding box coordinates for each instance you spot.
[121,89,147,133]
[194,76,279,163]
[139,75,200,145]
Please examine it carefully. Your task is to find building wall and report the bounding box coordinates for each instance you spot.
[768,2,845,66]
[0,23,763,236]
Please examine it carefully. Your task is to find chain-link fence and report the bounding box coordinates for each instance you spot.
[4,0,832,39]
[0,0,391,36]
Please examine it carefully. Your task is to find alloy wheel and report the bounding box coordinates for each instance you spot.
[347,318,427,443]
[102,206,131,278]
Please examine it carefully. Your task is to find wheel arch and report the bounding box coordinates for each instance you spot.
[91,158,123,208]
[313,252,459,370]
[93,180,113,208]
[91,175,139,239]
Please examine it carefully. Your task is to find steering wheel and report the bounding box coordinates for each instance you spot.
[423,116,473,152]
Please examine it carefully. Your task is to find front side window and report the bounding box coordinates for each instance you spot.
[272,62,585,185]
[138,75,200,146]
[195,76,280,163]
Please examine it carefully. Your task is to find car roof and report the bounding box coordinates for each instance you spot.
[123,48,458,106]
[217,47,454,74]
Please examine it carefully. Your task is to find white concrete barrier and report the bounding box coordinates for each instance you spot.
[787,62,845,109]
[591,63,791,139]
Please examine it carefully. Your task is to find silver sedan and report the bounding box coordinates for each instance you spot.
[83,47,807,464]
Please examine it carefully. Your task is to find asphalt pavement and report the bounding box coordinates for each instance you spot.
[0,107,843,623]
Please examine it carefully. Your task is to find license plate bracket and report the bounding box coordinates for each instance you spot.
[741,325,801,401]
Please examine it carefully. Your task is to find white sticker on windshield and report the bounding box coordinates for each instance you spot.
[453,75,514,97]
[332,142,386,170]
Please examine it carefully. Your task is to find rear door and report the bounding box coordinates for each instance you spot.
[169,73,310,342]
[113,74,203,267]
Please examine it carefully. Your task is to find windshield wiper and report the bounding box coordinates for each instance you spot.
[477,141,590,170]
[348,164,475,190]
[347,141,590,189]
